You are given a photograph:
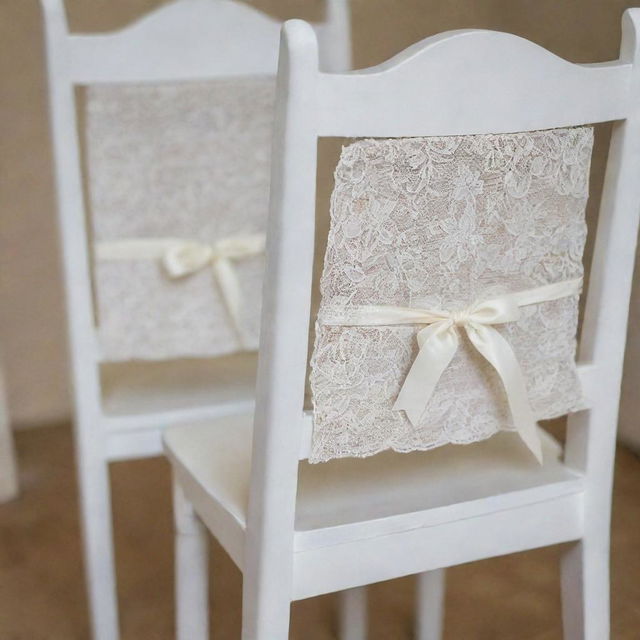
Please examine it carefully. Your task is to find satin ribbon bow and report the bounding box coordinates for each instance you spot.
[321,278,582,463]
[96,234,265,349]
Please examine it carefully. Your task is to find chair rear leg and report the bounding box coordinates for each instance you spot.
[338,587,367,640]
[415,569,446,640]
[77,454,119,640]
[173,480,209,640]
[561,537,610,640]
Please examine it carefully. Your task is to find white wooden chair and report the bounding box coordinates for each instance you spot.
[164,11,640,640]
[40,1,351,639]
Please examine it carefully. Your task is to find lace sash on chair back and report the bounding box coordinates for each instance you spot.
[86,77,275,360]
[310,128,594,462]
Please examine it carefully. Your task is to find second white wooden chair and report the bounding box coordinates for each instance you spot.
[40,1,351,639]
[165,12,640,640]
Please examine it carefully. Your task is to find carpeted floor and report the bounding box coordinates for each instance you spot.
[0,424,638,639]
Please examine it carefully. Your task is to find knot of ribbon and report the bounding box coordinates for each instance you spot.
[96,234,265,349]
[321,278,582,463]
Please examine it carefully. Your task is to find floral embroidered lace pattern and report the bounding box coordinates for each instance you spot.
[86,76,275,361]
[309,127,594,463]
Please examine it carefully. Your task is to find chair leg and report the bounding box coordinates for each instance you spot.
[338,587,367,640]
[415,569,446,640]
[0,364,18,502]
[561,537,610,640]
[173,481,209,640]
[77,454,119,640]
[241,555,292,640]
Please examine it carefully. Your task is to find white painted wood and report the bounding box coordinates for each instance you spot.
[65,0,282,83]
[316,0,353,74]
[0,359,18,502]
[291,493,584,600]
[576,362,598,410]
[164,12,640,640]
[299,410,314,459]
[560,11,640,640]
[39,2,352,639]
[241,20,321,638]
[416,570,446,640]
[104,399,255,437]
[338,587,367,640]
[45,0,350,84]
[105,427,164,461]
[173,480,209,640]
[163,417,579,557]
[75,453,119,640]
[317,31,632,138]
[41,4,119,635]
[100,355,257,417]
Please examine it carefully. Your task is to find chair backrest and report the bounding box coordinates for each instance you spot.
[87,75,276,360]
[41,1,351,416]
[246,12,640,597]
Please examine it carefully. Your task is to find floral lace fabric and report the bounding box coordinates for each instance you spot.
[309,127,594,462]
[86,76,275,361]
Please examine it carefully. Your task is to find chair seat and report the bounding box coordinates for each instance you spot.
[163,412,584,566]
[101,352,258,417]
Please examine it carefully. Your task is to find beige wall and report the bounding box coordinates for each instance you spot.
[0,0,638,441]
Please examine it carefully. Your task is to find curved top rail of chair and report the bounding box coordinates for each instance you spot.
[41,0,282,83]
[307,23,639,136]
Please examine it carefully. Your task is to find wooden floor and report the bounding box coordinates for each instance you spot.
[0,425,638,639]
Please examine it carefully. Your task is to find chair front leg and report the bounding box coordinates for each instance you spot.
[416,569,446,640]
[77,451,119,640]
[338,587,367,640]
[173,479,209,640]
[561,536,610,640]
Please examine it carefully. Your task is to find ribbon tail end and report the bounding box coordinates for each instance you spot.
[392,400,423,428]
[531,445,544,465]
[519,430,544,465]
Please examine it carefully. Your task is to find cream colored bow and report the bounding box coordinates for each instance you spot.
[321,278,582,463]
[96,234,265,349]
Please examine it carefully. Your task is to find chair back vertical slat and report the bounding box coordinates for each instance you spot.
[565,9,640,512]
[41,0,104,432]
[244,20,320,636]
[316,0,352,72]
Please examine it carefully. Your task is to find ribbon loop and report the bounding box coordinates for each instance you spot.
[321,278,582,463]
[466,295,521,325]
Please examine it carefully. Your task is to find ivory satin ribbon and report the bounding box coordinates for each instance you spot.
[321,278,583,463]
[95,234,265,349]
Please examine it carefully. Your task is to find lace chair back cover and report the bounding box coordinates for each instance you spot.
[86,76,275,361]
[309,127,594,463]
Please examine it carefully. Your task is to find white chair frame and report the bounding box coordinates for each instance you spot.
[40,1,351,639]
[170,12,640,640]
